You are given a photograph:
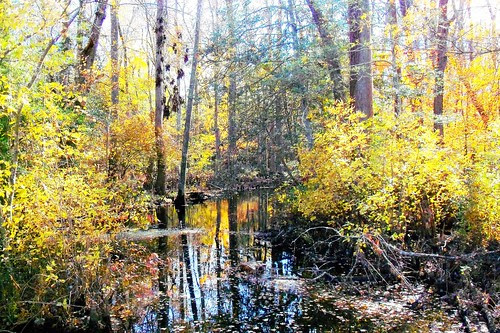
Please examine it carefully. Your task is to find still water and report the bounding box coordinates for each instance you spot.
[110,191,459,332]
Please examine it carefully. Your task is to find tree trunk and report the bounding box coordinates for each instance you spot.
[214,83,221,174]
[388,0,402,115]
[348,0,374,119]
[78,0,109,89]
[399,0,412,16]
[117,20,130,99]
[176,0,202,205]
[288,0,313,148]
[305,0,344,101]
[226,0,237,181]
[433,0,450,137]
[108,0,119,179]
[154,0,168,195]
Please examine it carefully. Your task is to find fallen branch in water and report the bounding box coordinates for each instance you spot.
[375,235,499,262]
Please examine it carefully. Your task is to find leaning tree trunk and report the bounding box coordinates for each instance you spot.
[289,0,313,148]
[399,0,412,16]
[154,0,168,195]
[348,0,373,119]
[305,0,344,101]
[176,0,202,205]
[433,0,450,137]
[78,0,108,89]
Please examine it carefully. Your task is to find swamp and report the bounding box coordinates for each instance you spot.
[0,0,498,332]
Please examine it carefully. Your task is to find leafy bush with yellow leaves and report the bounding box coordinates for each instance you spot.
[296,104,499,244]
[0,82,152,328]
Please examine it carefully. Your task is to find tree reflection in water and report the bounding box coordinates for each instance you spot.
[125,190,378,332]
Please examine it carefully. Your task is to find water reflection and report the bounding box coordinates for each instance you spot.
[114,191,397,332]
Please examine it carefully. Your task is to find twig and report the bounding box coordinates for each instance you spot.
[377,236,499,262]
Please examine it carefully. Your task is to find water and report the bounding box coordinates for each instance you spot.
[109,191,459,332]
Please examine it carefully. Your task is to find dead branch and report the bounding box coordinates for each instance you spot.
[376,235,499,262]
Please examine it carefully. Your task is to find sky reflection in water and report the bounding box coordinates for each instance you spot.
[111,191,450,333]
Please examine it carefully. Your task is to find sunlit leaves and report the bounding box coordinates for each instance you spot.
[296,103,498,243]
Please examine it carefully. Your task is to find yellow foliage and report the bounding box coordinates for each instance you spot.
[296,104,498,243]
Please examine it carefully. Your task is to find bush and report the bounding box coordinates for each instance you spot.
[296,104,499,244]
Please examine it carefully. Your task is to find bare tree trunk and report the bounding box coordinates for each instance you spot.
[174,0,183,133]
[388,0,402,115]
[433,0,450,137]
[288,0,313,148]
[78,0,109,88]
[154,0,168,195]
[226,0,237,181]
[214,83,221,174]
[484,0,499,118]
[305,0,344,101]
[117,20,130,99]
[399,0,412,16]
[108,0,119,179]
[76,0,85,66]
[348,0,373,119]
[176,0,202,205]
[176,78,182,132]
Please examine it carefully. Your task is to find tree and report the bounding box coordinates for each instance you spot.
[433,0,450,136]
[176,0,203,205]
[154,0,168,195]
[289,0,313,148]
[108,0,120,179]
[348,0,373,118]
[78,0,109,89]
[388,0,402,115]
[225,0,237,179]
[305,0,344,101]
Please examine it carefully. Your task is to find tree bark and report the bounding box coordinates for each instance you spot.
[288,0,313,148]
[348,0,373,119]
[388,0,402,115]
[463,79,488,126]
[433,0,450,137]
[154,0,168,195]
[117,20,130,99]
[305,0,344,101]
[399,0,412,16]
[214,83,221,174]
[108,0,119,179]
[176,0,202,205]
[226,0,237,180]
[78,0,109,89]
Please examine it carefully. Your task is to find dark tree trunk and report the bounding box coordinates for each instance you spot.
[348,0,374,119]
[388,0,402,115]
[288,0,313,148]
[433,0,450,137]
[399,0,412,16]
[78,0,109,88]
[305,0,344,101]
[214,83,221,174]
[154,0,168,195]
[108,0,119,179]
[228,195,240,321]
[226,0,237,181]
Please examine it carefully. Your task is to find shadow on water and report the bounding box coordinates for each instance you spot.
[110,190,454,332]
